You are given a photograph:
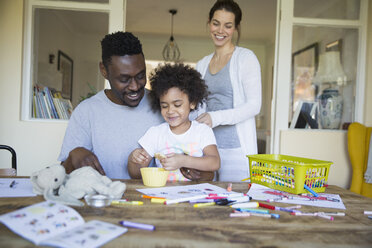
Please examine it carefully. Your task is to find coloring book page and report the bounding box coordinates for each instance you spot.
[137,183,238,199]
[0,201,127,247]
[0,178,36,197]
[247,183,346,209]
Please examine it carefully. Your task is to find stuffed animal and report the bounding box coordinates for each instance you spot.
[31,165,126,207]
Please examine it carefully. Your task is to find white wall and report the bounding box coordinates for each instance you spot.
[0,0,67,175]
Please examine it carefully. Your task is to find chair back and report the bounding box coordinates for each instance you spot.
[348,122,372,198]
[0,145,17,176]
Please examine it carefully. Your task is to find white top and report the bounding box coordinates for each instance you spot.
[58,90,163,179]
[139,121,216,181]
[195,46,262,156]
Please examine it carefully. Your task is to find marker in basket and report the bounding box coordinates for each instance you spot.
[304,184,319,197]
[119,221,155,231]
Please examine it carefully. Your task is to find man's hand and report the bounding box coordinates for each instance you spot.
[180,168,215,181]
[62,147,105,175]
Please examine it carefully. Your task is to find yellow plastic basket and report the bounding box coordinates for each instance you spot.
[247,154,333,194]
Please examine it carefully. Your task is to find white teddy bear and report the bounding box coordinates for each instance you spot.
[31,164,126,207]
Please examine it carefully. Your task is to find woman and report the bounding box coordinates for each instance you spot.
[195,0,262,182]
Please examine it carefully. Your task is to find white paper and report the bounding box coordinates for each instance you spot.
[0,201,127,247]
[247,183,346,209]
[137,183,238,200]
[0,178,36,197]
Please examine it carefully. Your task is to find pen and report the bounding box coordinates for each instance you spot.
[9,180,16,188]
[304,184,319,197]
[119,221,155,231]
[317,213,334,220]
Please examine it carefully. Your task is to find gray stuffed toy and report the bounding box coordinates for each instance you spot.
[31,164,126,206]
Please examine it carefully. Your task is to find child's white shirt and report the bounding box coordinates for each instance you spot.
[139,120,216,181]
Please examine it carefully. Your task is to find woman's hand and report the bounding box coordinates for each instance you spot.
[195,113,213,128]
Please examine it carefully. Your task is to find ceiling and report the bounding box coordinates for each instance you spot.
[125,0,277,42]
[53,0,277,43]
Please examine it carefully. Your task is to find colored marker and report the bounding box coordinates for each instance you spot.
[119,221,155,231]
[142,195,165,200]
[193,202,215,208]
[227,196,252,203]
[259,202,298,213]
[111,199,128,204]
[318,212,345,216]
[249,212,280,219]
[304,184,319,197]
[189,199,215,204]
[236,208,269,214]
[364,211,372,215]
[151,198,166,204]
[317,213,334,220]
[290,212,317,216]
[209,193,247,198]
[112,201,143,205]
[230,212,250,218]
[165,195,207,205]
[230,202,259,209]
[227,183,232,192]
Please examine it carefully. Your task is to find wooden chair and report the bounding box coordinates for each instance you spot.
[0,145,17,176]
[348,122,372,198]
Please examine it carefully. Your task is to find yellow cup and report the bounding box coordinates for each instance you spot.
[140,167,169,187]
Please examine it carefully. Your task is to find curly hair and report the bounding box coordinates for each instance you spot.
[101,31,143,69]
[149,63,208,112]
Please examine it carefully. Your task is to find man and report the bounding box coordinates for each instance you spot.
[59,31,213,180]
[59,32,163,179]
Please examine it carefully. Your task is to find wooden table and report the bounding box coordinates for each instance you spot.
[1,180,372,248]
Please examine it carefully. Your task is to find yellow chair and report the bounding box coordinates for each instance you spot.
[348,122,372,198]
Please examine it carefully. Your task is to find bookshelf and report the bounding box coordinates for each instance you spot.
[32,84,73,120]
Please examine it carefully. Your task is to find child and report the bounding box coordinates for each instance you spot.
[128,63,220,181]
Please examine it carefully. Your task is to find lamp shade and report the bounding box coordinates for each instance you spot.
[313,51,347,86]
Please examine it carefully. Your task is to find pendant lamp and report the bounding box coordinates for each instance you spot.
[162,9,180,62]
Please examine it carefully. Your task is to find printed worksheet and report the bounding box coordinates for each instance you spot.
[0,201,127,247]
[0,178,36,197]
[247,183,346,209]
[137,183,238,199]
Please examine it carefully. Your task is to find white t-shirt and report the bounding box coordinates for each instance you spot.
[139,121,216,181]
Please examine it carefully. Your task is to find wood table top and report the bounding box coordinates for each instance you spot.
[1,179,372,248]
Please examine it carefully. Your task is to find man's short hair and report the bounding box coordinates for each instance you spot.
[101,31,143,68]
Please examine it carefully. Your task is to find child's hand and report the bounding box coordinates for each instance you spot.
[160,153,184,171]
[130,148,151,166]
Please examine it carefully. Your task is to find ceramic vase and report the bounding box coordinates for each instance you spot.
[318,88,343,129]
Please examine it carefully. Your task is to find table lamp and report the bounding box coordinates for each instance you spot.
[313,51,347,129]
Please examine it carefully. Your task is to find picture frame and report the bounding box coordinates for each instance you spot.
[289,100,318,129]
[291,43,319,122]
[58,50,73,100]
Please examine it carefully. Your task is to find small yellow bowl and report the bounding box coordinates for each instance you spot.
[140,167,169,187]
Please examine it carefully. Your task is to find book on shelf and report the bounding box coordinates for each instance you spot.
[0,201,127,248]
[32,84,73,120]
